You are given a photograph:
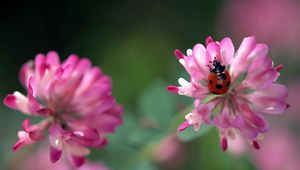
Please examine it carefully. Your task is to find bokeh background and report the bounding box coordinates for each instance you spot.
[0,0,299,170]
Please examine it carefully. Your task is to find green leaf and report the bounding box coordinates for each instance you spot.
[0,107,27,166]
[137,80,177,127]
[128,128,158,146]
[196,130,236,170]
[178,124,212,142]
[132,157,158,170]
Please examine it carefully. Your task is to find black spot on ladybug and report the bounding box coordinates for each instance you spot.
[209,80,213,84]
[220,74,227,80]
[215,84,223,89]
[226,81,230,87]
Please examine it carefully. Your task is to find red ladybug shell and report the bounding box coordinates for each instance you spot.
[207,70,231,94]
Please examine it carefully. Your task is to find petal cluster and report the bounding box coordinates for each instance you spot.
[4,51,123,167]
[168,36,288,150]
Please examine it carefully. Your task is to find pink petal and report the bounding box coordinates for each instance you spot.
[105,104,124,117]
[230,36,257,77]
[247,69,277,89]
[85,113,122,133]
[27,77,41,112]
[5,88,49,116]
[214,111,233,128]
[50,146,62,163]
[49,124,69,150]
[248,44,268,61]
[248,84,288,114]
[21,118,31,132]
[34,53,47,78]
[26,77,52,116]
[178,121,190,132]
[82,96,116,115]
[36,108,53,116]
[12,141,23,151]
[49,124,69,137]
[52,68,63,79]
[221,138,228,151]
[274,64,283,72]
[181,55,207,81]
[254,84,288,100]
[21,119,49,140]
[72,76,113,106]
[244,52,276,89]
[65,139,91,156]
[241,106,265,128]
[233,116,260,139]
[74,58,92,75]
[206,42,221,61]
[19,62,34,87]
[205,36,214,46]
[47,66,64,86]
[177,78,207,98]
[67,120,101,147]
[12,131,35,151]
[249,54,272,74]
[235,36,257,60]
[220,37,234,65]
[69,155,86,168]
[193,43,208,66]
[96,138,108,148]
[286,103,290,109]
[74,67,104,98]
[62,54,79,68]
[3,94,17,109]
[257,114,270,133]
[46,51,60,66]
[4,92,31,114]
[252,140,260,150]
[258,99,286,114]
[167,86,179,93]
[174,49,185,59]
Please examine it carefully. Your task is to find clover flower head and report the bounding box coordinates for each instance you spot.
[4,51,123,167]
[168,36,288,150]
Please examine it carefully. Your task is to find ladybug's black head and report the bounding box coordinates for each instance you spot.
[209,58,226,73]
[212,60,221,67]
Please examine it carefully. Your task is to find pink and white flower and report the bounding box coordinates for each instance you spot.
[3,51,123,167]
[168,36,288,150]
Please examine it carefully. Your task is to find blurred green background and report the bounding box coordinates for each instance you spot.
[0,0,299,170]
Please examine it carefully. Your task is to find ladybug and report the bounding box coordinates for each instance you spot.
[207,58,231,95]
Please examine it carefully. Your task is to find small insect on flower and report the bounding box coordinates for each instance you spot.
[3,51,123,167]
[168,36,288,151]
[207,57,231,94]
